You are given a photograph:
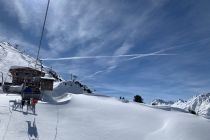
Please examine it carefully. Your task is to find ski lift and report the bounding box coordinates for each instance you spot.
[2,66,54,101]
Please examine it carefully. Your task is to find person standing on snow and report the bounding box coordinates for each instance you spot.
[31,99,38,114]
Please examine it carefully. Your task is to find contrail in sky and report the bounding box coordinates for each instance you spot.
[40,37,208,82]
[83,36,210,80]
[41,37,210,61]
[40,49,175,81]
[81,53,175,80]
[41,53,174,61]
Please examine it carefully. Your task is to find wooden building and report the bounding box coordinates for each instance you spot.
[9,66,45,85]
[9,66,54,99]
[41,77,54,90]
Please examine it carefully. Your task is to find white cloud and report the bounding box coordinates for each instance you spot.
[2,0,46,31]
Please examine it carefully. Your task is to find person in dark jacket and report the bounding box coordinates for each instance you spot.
[21,100,25,110]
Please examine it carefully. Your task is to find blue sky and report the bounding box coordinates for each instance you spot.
[0,0,210,102]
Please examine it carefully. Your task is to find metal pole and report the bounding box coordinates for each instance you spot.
[0,72,3,86]
[40,60,43,72]
[35,0,51,67]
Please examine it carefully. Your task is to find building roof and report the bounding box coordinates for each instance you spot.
[9,66,45,77]
[41,76,55,81]
[9,66,43,72]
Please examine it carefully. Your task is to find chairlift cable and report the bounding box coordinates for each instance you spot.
[35,0,51,68]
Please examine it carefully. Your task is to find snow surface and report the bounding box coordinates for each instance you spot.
[42,92,72,105]
[0,91,210,140]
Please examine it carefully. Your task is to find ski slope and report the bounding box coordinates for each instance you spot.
[0,92,210,140]
[0,42,38,82]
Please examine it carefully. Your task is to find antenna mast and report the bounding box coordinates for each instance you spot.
[35,0,51,68]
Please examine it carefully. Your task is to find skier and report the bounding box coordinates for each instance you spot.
[23,86,32,94]
[31,98,38,114]
[21,100,25,110]
[26,100,31,112]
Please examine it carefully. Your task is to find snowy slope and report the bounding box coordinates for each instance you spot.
[0,42,63,82]
[0,42,38,82]
[0,92,210,140]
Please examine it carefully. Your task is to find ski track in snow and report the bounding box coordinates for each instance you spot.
[53,106,59,140]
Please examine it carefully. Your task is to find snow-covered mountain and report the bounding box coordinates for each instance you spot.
[0,42,63,82]
[151,93,210,119]
[172,93,210,119]
[0,42,38,82]
[151,99,174,106]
